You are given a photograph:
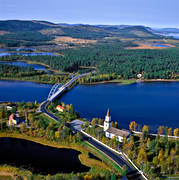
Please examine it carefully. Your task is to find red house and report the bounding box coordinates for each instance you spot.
[56,105,65,112]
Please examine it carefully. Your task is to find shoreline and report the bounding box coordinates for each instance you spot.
[0,132,113,172]
[81,79,136,85]
[0,59,64,74]
[1,77,179,85]
[0,77,54,84]
[143,79,179,82]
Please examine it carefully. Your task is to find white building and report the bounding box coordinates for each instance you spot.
[104,109,130,142]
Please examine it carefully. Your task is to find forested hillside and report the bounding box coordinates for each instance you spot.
[0,20,178,79]
[0,20,162,47]
[1,42,179,79]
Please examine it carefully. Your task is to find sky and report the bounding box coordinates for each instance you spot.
[0,0,178,28]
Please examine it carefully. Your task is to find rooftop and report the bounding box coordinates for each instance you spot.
[70,119,85,132]
[106,127,130,137]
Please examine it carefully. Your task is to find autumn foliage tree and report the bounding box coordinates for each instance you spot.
[129,121,137,131]
[174,128,179,137]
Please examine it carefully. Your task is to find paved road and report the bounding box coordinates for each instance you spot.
[83,134,134,171]
[40,100,59,121]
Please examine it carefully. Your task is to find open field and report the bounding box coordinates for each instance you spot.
[55,36,97,44]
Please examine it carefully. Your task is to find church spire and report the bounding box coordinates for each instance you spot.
[107,108,110,117]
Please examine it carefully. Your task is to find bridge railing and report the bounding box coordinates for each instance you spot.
[47,71,96,101]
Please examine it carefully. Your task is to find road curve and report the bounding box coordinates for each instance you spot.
[40,100,59,121]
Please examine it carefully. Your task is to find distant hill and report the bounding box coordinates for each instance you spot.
[0,20,167,47]
[0,20,50,32]
[0,20,160,39]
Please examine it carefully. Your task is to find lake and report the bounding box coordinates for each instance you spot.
[0,80,52,103]
[0,61,48,71]
[152,44,171,47]
[60,82,179,131]
[0,80,179,130]
[0,52,58,57]
[0,137,89,174]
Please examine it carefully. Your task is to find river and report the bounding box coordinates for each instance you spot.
[0,80,179,130]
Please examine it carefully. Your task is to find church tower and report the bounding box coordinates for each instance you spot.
[104,109,112,131]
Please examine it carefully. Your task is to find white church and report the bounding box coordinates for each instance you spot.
[104,109,131,142]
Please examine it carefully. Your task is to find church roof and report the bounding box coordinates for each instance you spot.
[106,127,130,137]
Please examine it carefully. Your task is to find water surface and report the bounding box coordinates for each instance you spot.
[0,81,179,130]
[0,138,89,174]
[0,61,48,71]
[0,80,52,103]
[152,44,170,47]
[60,82,179,130]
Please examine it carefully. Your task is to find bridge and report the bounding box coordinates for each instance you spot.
[40,72,95,119]
[47,72,94,101]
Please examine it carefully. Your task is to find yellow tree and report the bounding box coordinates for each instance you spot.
[142,125,149,134]
[174,128,179,137]
[158,149,164,161]
[147,138,151,148]
[129,121,137,131]
[55,131,60,139]
[101,136,106,144]
[137,148,147,166]
[114,121,119,128]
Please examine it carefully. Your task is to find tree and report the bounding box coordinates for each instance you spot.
[137,148,147,166]
[158,149,164,163]
[158,126,164,135]
[168,128,172,136]
[174,128,179,137]
[129,121,137,131]
[20,122,26,132]
[152,156,159,167]
[75,132,82,142]
[147,138,151,148]
[11,106,17,114]
[114,121,119,128]
[91,118,97,127]
[101,136,105,144]
[142,125,149,137]
[55,131,60,139]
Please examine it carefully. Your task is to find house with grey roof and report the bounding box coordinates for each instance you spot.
[104,109,131,142]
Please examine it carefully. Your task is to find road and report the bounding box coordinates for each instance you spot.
[39,72,143,179]
[40,100,59,121]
